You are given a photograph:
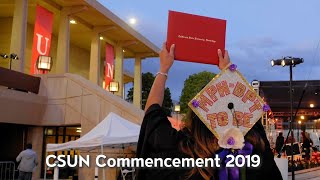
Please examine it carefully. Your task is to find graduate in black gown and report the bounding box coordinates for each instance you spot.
[136,43,283,180]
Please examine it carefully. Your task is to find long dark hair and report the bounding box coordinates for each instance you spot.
[179,108,265,179]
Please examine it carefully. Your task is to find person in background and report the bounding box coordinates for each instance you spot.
[305,132,313,146]
[276,132,285,157]
[16,143,38,180]
[285,132,296,144]
[302,132,312,160]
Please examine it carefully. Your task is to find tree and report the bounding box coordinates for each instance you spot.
[179,71,216,113]
[126,72,173,116]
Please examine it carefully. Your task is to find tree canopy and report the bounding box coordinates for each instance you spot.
[179,71,216,113]
[126,72,173,116]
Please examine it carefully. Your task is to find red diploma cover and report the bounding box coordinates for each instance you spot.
[166,10,226,65]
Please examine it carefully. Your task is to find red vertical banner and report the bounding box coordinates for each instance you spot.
[104,43,115,90]
[30,5,53,74]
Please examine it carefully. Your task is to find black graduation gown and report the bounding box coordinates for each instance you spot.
[136,104,283,180]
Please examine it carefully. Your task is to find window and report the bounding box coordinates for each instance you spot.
[41,126,81,179]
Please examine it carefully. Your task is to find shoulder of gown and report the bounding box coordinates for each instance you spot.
[136,104,190,180]
[137,104,181,157]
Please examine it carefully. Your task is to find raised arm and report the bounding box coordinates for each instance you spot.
[144,43,175,111]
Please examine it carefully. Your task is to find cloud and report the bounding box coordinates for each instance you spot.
[229,39,320,82]
[123,36,320,102]
[140,59,222,101]
[128,38,320,101]
[233,37,284,49]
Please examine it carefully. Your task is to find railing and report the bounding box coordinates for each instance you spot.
[0,161,15,180]
[0,67,41,94]
[273,111,320,117]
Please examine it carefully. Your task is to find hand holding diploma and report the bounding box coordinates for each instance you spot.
[160,42,175,73]
[218,49,231,70]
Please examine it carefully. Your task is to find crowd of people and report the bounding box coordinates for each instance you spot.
[275,130,320,172]
[275,131,315,159]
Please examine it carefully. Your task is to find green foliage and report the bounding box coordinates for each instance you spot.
[163,87,173,116]
[126,72,173,116]
[179,71,216,113]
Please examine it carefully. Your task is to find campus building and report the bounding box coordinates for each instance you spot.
[0,0,159,179]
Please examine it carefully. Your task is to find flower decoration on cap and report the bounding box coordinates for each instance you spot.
[218,127,244,149]
[227,137,235,146]
[191,99,200,108]
[229,64,237,72]
[263,104,270,112]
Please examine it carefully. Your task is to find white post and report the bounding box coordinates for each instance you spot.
[95,166,99,180]
[101,145,106,180]
[10,0,28,72]
[89,31,101,84]
[56,8,70,73]
[53,160,59,180]
[133,56,142,108]
[114,43,124,97]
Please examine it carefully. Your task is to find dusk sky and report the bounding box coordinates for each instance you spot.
[98,0,320,101]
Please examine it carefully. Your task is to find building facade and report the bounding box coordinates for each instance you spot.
[0,0,160,179]
[258,80,320,146]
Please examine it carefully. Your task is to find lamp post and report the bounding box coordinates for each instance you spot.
[297,116,304,141]
[1,53,19,70]
[0,53,8,59]
[271,56,303,180]
[109,81,119,94]
[298,120,301,142]
[174,104,181,123]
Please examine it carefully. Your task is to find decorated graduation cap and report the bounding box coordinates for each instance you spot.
[188,63,270,179]
[188,63,270,149]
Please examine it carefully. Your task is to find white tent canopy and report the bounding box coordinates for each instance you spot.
[46,112,141,152]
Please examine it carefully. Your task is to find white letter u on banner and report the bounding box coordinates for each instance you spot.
[36,33,49,55]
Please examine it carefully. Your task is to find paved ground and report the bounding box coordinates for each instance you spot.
[38,167,320,180]
[288,167,320,180]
